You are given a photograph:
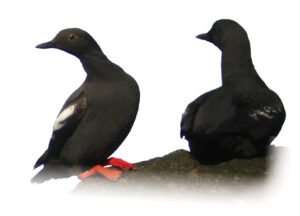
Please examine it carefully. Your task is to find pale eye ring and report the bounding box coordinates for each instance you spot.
[68,34,76,40]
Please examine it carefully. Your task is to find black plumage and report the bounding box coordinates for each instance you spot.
[32,28,140,183]
[180,19,285,164]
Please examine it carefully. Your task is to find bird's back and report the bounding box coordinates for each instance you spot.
[232,84,285,142]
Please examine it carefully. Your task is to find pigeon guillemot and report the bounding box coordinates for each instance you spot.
[32,28,140,183]
[180,19,286,164]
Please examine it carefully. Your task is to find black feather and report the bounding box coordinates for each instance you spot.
[180,19,285,164]
[32,28,140,182]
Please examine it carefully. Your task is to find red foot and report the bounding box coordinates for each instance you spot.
[78,165,121,181]
[106,157,138,171]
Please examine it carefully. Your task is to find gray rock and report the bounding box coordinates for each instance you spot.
[72,146,284,196]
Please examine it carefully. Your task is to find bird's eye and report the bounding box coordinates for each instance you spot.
[211,27,217,34]
[68,34,76,40]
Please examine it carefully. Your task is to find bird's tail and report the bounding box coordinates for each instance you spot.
[31,164,71,184]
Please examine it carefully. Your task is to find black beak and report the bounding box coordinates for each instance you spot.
[196,33,210,41]
[36,41,56,49]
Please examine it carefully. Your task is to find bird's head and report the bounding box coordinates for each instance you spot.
[196,19,249,51]
[36,28,102,57]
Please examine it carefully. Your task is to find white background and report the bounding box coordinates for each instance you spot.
[0,0,299,215]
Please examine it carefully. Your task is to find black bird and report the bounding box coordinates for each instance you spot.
[32,28,140,183]
[180,19,285,164]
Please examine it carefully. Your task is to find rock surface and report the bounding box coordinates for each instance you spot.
[73,146,284,196]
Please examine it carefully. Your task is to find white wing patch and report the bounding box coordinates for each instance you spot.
[53,104,76,131]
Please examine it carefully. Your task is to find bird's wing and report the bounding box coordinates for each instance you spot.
[233,88,285,141]
[180,91,214,138]
[34,84,88,169]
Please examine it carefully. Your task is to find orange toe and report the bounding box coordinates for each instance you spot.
[78,165,121,181]
[106,157,138,171]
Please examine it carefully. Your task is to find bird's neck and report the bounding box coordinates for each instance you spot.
[221,46,263,87]
[79,52,118,80]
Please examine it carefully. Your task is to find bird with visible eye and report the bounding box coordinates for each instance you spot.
[180,19,286,164]
[36,28,101,57]
[32,28,140,183]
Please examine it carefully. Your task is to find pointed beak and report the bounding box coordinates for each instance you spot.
[36,40,56,49]
[196,33,210,41]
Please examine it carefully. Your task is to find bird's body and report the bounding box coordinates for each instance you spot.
[32,28,139,183]
[180,19,285,164]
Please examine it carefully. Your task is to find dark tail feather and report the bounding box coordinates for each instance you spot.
[34,150,49,169]
[31,164,71,184]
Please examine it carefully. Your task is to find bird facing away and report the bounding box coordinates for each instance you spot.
[180,19,285,164]
[32,28,140,183]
